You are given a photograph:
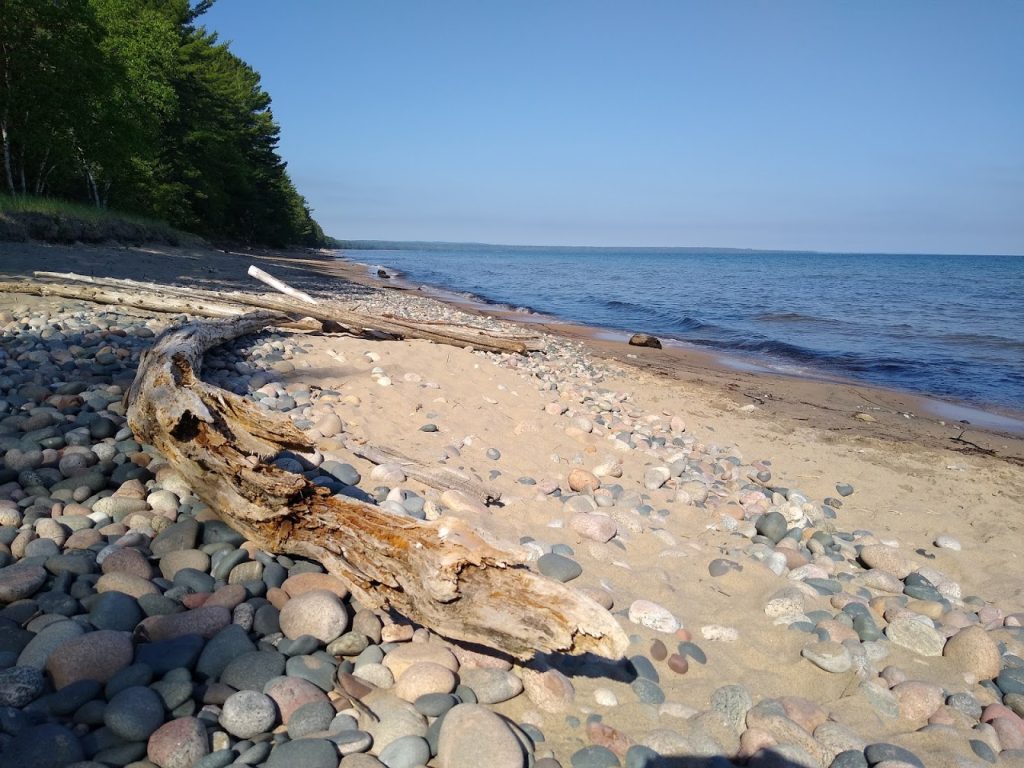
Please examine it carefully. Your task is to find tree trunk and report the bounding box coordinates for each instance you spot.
[124,312,628,660]
[0,116,14,196]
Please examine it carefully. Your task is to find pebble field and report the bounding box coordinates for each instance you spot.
[1,281,1023,768]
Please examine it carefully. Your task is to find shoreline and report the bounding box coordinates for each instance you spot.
[326,250,1024,465]
[3,240,1024,766]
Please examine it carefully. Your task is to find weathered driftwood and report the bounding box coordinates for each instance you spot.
[125,312,628,660]
[247,264,318,305]
[345,440,499,502]
[0,279,250,319]
[29,271,537,354]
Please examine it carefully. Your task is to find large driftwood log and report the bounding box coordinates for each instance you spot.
[125,312,628,660]
[26,270,538,354]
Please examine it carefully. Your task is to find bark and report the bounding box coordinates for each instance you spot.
[124,312,628,660]
[0,116,14,196]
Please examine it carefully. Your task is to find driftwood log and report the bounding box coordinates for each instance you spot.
[124,311,628,660]
[11,270,538,355]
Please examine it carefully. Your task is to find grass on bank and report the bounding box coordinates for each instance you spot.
[0,194,201,247]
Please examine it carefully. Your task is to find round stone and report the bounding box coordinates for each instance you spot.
[46,629,134,689]
[437,703,526,768]
[287,699,336,738]
[755,512,787,544]
[801,641,853,673]
[568,469,600,493]
[220,650,286,691]
[2,723,84,768]
[0,564,47,602]
[279,589,349,643]
[394,662,457,702]
[147,717,209,768]
[458,667,523,704]
[858,544,913,579]
[569,513,617,543]
[537,553,582,583]
[266,739,339,768]
[885,617,945,656]
[627,599,679,633]
[943,625,1001,680]
[105,685,166,741]
[379,734,431,768]
[88,590,143,632]
[264,675,329,723]
[0,665,45,706]
[571,745,620,768]
[220,690,277,738]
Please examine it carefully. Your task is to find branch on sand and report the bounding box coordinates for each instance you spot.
[124,311,628,660]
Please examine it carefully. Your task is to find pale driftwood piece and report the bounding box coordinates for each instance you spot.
[247,264,318,305]
[31,271,536,355]
[125,312,628,660]
[345,440,499,502]
[0,280,250,319]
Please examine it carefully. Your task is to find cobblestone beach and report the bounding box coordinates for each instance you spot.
[0,243,1023,768]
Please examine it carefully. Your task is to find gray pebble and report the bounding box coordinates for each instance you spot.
[537,553,582,583]
[379,734,431,768]
[104,685,165,741]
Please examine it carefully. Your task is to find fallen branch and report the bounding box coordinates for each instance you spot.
[248,264,318,305]
[28,270,536,354]
[346,440,499,501]
[125,312,627,660]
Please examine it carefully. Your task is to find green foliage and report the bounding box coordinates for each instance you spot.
[0,0,325,246]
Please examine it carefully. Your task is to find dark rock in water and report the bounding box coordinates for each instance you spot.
[377,269,390,278]
[628,333,662,349]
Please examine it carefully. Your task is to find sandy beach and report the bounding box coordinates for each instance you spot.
[2,241,1024,768]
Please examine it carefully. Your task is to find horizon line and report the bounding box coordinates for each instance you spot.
[330,237,1024,259]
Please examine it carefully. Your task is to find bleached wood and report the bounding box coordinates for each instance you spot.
[247,264,318,305]
[28,271,536,354]
[124,312,628,660]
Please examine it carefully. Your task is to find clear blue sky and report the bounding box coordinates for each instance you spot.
[203,1,1023,254]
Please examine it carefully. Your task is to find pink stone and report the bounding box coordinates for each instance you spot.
[139,606,230,642]
[991,717,1024,751]
[521,667,574,713]
[892,681,944,722]
[569,512,617,543]
[586,719,632,757]
[147,717,209,768]
[264,675,328,723]
[47,629,133,689]
[203,584,246,610]
[281,572,349,599]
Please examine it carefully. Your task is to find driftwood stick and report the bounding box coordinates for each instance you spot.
[30,271,535,354]
[247,264,318,305]
[346,441,499,502]
[0,280,250,319]
[125,312,628,660]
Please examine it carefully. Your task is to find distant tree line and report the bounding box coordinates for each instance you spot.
[0,0,326,246]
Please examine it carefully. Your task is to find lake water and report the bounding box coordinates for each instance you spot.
[337,242,1024,417]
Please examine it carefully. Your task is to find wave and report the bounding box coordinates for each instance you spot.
[930,332,1024,352]
[754,311,848,327]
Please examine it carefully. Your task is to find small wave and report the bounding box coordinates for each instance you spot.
[754,311,846,327]
[931,332,1024,352]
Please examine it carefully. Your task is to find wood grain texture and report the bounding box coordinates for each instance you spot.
[124,312,628,660]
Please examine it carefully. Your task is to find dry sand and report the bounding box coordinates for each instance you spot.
[3,240,1024,766]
